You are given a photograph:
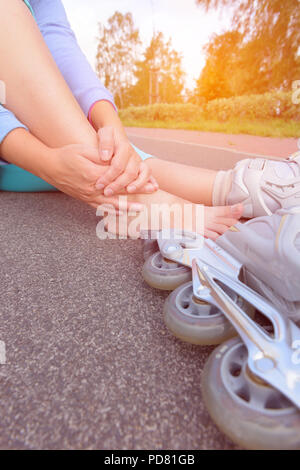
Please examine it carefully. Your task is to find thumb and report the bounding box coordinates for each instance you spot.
[98,126,115,162]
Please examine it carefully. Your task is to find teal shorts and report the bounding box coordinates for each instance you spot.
[23,0,35,18]
[0,163,56,192]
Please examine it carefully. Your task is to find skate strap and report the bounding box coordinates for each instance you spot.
[248,158,266,171]
[263,165,300,201]
[245,159,272,216]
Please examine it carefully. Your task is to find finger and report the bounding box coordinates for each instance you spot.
[141,174,159,193]
[98,126,115,162]
[213,203,243,219]
[203,229,219,241]
[96,145,131,193]
[128,181,157,194]
[149,175,159,189]
[104,158,139,195]
[95,161,124,192]
[127,162,151,193]
[140,183,157,194]
[209,223,231,235]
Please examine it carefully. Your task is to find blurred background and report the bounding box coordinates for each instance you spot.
[62,0,300,137]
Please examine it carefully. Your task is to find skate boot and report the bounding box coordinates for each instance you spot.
[213,149,300,218]
[217,206,300,323]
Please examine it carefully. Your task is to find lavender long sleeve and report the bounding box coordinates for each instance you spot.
[0,0,115,146]
[0,105,28,151]
[29,0,116,116]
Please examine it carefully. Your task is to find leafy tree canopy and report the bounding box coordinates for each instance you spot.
[127,32,185,106]
[194,0,300,100]
[96,12,141,108]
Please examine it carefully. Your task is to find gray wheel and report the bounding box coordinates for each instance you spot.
[202,337,300,450]
[142,251,191,291]
[163,281,255,345]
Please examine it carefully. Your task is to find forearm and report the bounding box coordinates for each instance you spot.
[0,128,54,182]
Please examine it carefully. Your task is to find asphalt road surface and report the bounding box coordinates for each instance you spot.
[127,127,298,165]
[1,129,292,450]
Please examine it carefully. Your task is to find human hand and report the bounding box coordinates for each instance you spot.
[46,144,145,212]
[95,126,158,196]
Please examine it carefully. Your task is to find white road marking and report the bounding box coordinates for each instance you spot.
[127,133,283,160]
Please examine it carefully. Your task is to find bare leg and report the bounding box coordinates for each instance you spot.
[104,190,243,240]
[147,158,217,206]
[0,0,97,148]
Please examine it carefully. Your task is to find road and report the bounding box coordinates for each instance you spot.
[0,129,295,450]
[126,127,298,168]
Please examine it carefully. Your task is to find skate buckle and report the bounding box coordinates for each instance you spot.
[193,258,300,409]
[157,229,242,275]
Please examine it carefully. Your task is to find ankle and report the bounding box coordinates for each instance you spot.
[212,170,233,206]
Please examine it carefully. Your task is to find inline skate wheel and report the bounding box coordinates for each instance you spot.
[142,251,191,291]
[163,281,254,345]
[202,337,300,450]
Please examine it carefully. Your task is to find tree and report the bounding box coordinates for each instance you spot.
[126,32,185,106]
[96,12,141,108]
[195,29,274,100]
[195,0,300,92]
[196,31,243,100]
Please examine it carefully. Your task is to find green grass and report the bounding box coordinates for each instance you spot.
[120,117,300,138]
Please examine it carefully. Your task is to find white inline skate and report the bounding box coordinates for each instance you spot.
[141,206,300,449]
[213,147,300,218]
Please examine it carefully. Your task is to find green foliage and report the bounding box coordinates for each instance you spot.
[204,91,300,121]
[196,31,245,100]
[96,5,299,108]
[96,12,141,108]
[121,116,300,138]
[96,14,185,108]
[120,103,202,122]
[125,32,185,107]
[195,0,300,97]
[120,91,300,123]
